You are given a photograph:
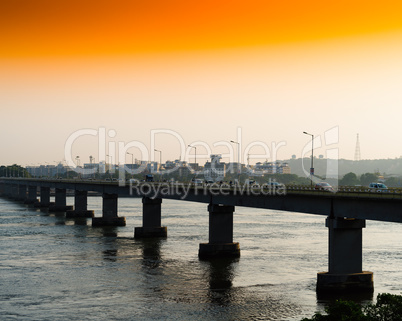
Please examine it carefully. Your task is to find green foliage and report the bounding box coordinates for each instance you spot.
[302,293,402,321]
[365,293,402,320]
[340,172,360,186]
[360,173,378,186]
[384,177,402,188]
[263,173,311,185]
[302,300,366,321]
[0,165,30,178]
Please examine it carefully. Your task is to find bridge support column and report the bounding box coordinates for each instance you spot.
[135,197,167,238]
[16,184,26,201]
[66,190,94,218]
[0,182,6,197]
[2,184,12,198]
[199,204,240,259]
[92,193,126,226]
[10,185,18,199]
[24,186,38,204]
[34,187,53,208]
[49,188,73,212]
[317,217,373,294]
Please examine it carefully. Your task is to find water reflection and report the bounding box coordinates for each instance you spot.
[317,289,374,302]
[100,226,118,237]
[73,218,88,226]
[103,249,118,262]
[139,239,162,269]
[204,258,239,306]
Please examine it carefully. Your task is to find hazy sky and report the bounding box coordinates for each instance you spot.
[1,1,402,167]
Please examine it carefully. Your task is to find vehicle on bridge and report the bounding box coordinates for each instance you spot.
[145,174,154,182]
[315,182,333,191]
[369,182,388,192]
[245,179,259,187]
[191,178,204,186]
[267,181,284,188]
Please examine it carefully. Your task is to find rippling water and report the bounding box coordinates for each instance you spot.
[1,196,402,320]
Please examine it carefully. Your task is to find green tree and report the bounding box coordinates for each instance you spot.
[384,177,402,188]
[340,172,360,186]
[302,299,367,321]
[360,173,378,186]
[302,293,402,321]
[365,293,402,320]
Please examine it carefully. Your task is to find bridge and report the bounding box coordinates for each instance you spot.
[2,177,402,295]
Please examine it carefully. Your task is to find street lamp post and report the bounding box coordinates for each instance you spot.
[75,156,80,179]
[188,145,197,176]
[154,149,162,181]
[303,131,314,186]
[45,162,50,178]
[127,152,134,179]
[106,154,112,179]
[63,160,69,179]
[230,140,240,182]
[54,161,59,178]
[89,155,93,179]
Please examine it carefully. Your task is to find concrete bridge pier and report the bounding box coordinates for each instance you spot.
[135,197,167,238]
[24,186,38,204]
[92,193,126,226]
[34,187,53,208]
[317,217,373,294]
[199,204,240,259]
[1,184,12,198]
[48,188,73,212]
[15,184,27,201]
[0,184,6,197]
[10,185,19,200]
[66,190,94,218]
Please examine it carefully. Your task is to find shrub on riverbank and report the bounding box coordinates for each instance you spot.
[302,293,402,321]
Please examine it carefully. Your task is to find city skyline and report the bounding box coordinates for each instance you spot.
[2,1,402,165]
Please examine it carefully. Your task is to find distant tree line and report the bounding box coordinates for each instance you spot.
[0,165,30,178]
[339,172,402,187]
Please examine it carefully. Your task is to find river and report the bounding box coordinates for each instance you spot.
[1,196,402,320]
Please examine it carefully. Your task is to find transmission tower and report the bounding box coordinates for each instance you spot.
[354,133,361,161]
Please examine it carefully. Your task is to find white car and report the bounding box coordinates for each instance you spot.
[369,182,388,192]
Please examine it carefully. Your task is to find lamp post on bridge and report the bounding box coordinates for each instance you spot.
[106,154,112,179]
[230,140,240,182]
[45,162,50,178]
[303,131,314,186]
[127,152,134,179]
[75,156,80,179]
[154,149,162,181]
[188,145,197,176]
[54,161,59,178]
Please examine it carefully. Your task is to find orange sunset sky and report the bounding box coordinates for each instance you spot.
[1,1,402,166]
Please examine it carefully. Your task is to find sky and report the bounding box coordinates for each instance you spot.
[1,0,402,167]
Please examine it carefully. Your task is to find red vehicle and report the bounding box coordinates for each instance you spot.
[315,182,333,191]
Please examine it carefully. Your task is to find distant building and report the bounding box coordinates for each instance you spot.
[99,161,106,174]
[227,162,245,174]
[252,161,291,175]
[83,163,99,176]
[204,154,226,182]
[26,164,67,177]
[147,162,158,173]
[188,163,201,173]
[277,162,291,174]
